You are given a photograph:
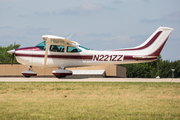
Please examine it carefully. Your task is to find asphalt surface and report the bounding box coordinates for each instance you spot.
[0,77,180,82]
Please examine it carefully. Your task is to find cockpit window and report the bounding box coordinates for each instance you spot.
[67,46,82,53]
[36,41,46,50]
[50,45,65,52]
[79,45,90,50]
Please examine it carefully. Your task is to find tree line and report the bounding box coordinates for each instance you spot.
[121,55,180,78]
[0,44,180,78]
[0,44,20,64]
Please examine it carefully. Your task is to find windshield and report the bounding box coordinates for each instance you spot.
[79,45,90,50]
[36,41,46,50]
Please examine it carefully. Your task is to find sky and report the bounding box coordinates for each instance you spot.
[0,0,180,61]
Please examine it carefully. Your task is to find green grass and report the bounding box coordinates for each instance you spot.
[0,82,180,120]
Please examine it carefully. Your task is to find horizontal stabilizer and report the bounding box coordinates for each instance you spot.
[133,56,158,60]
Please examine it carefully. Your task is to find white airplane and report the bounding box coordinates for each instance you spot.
[8,26,173,78]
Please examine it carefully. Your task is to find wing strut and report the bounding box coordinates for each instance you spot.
[44,38,50,66]
[42,35,80,67]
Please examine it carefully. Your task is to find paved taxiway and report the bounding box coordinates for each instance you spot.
[0,77,180,82]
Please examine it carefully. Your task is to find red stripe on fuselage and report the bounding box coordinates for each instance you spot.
[15,47,43,51]
[15,54,93,60]
[149,35,169,56]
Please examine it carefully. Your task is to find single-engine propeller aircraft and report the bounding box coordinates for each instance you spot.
[8,26,173,78]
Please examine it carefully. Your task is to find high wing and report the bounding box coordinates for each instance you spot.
[42,35,79,66]
[42,35,78,47]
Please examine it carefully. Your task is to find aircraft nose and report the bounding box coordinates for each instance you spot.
[7,49,15,54]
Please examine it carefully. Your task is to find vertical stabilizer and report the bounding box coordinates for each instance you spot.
[113,26,174,57]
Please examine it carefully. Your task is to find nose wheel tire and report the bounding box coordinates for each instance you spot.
[22,70,37,78]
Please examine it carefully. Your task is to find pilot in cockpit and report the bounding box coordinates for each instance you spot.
[51,45,58,52]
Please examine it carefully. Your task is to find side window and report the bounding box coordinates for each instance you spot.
[50,45,65,52]
[67,46,82,53]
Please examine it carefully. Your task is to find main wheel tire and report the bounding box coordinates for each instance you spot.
[61,76,66,78]
[25,76,31,78]
[56,76,66,78]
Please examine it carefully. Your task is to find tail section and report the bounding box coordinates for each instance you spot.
[114,26,174,57]
[146,27,173,56]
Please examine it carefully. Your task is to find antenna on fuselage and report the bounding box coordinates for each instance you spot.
[66,34,73,39]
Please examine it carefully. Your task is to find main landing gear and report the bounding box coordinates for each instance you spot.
[21,66,37,78]
[52,68,72,78]
[22,66,72,78]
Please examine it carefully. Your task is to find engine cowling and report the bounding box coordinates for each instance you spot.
[52,69,72,78]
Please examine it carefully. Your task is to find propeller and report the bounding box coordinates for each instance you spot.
[66,34,73,39]
[11,42,16,66]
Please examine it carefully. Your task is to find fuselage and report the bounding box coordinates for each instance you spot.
[14,44,156,68]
